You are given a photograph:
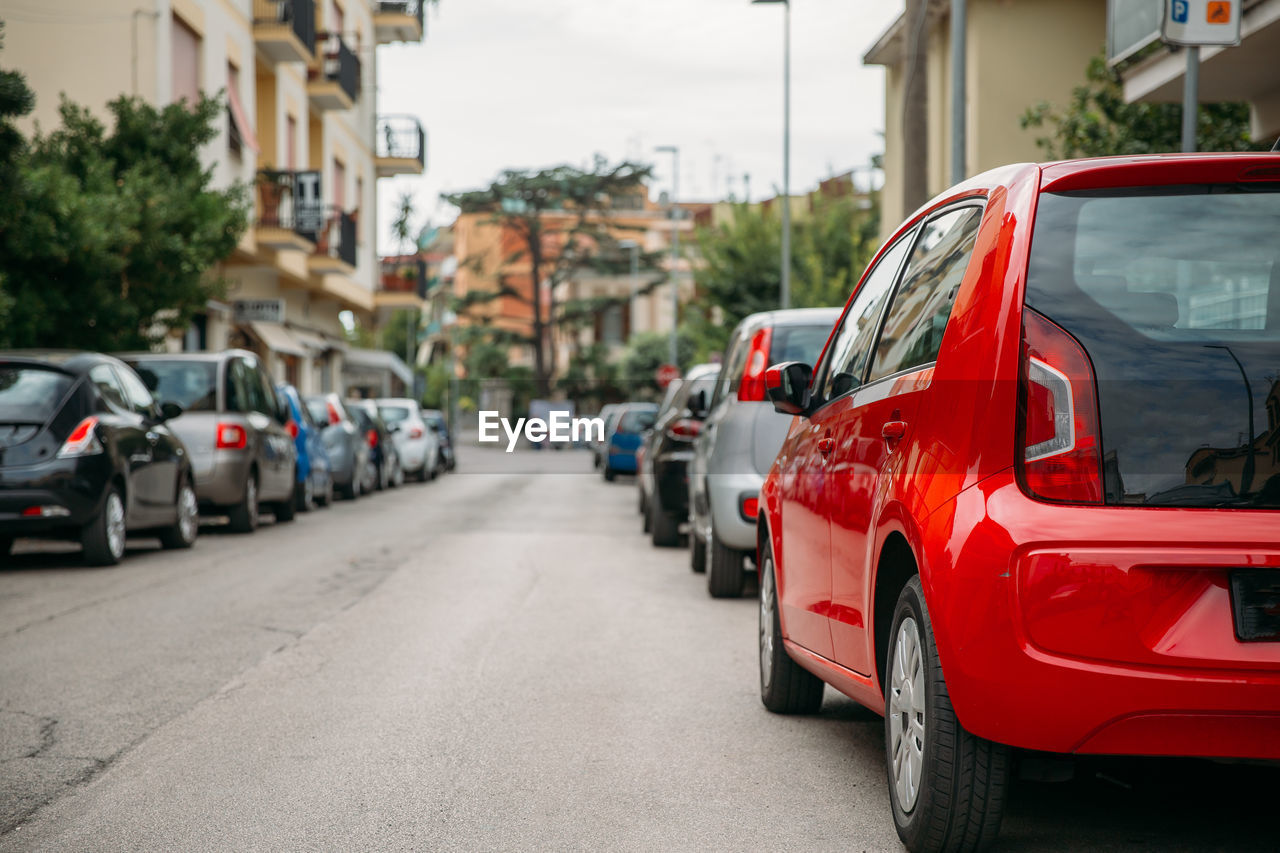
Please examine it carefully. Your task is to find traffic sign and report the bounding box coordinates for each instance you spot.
[655,364,681,388]
[1162,0,1241,46]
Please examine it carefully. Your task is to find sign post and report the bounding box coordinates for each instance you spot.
[1161,0,1242,152]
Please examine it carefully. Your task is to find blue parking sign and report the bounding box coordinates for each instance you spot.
[1172,0,1188,22]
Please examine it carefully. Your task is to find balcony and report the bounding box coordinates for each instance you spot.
[377,257,426,308]
[255,170,320,253]
[307,34,360,112]
[252,0,316,65]
[309,207,358,274]
[374,0,424,44]
[376,115,426,178]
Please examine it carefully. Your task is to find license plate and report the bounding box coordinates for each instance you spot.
[1230,569,1280,642]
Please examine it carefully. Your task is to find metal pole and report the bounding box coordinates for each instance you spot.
[950,0,967,185]
[670,150,680,367]
[1182,46,1200,153]
[780,0,791,310]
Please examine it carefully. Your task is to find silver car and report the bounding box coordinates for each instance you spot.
[124,350,297,533]
[689,308,840,597]
[304,393,370,501]
[377,398,441,481]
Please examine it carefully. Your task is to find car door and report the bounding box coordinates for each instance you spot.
[779,234,912,660]
[693,327,750,529]
[87,364,157,526]
[114,363,183,525]
[826,205,986,674]
[247,358,294,500]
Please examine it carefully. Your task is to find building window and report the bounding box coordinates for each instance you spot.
[354,175,363,243]
[227,63,242,159]
[286,114,298,170]
[171,15,201,106]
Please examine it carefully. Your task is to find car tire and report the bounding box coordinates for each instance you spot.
[227,472,259,534]
[603,466,616,482]
[690,529,707,574]
[317,476,333,508]
[707,526,745,598]
[297,477,316,513]
[157,478,199,550]
[82,484,127,566]
[273,473,297,523]
[340,472,358,501]
[886,576,1010,853]
[759,539,824,714]
[649,493,680,548]
[638,486,647,517]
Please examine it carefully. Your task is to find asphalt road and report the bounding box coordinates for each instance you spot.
[2,441,1278,852]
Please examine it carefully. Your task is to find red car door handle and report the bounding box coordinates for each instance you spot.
[818,437,835,455]
[882,421,907,442]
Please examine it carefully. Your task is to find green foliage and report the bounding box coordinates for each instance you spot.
[693,194,880,340]
[558,343,621,410]
[420,360,451,409]
[617,329,698,399]
[0,86,249,350]
[1021,54,1260,158]
[379,308,420,363]
[391,192,416,256]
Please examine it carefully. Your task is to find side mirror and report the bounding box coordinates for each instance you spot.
[688,389,707,419]
[765,362,814,417]
[157,401,184,422]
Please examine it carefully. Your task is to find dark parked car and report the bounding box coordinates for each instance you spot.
[346,399,400,491]
[0,351,198,565]
[124,350,296,533]
[640,363,720,548]
[421,408,455,472]
[304,393,369,500]
[277,383,333,511]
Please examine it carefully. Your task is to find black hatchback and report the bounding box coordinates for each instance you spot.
[0,352,198,565]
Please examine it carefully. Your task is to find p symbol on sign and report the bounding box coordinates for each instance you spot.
[1172,0,1189,23]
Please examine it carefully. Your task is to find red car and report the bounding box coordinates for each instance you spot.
[758,153,1280,852]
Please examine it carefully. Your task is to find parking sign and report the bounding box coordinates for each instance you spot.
[1162,0,1241,45]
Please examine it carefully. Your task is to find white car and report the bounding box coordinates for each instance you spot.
[376,398,441,482]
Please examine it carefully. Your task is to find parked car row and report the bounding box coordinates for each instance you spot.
[601,153,1280,853]
[1,347,453,567]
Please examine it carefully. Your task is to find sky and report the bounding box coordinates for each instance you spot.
[373,0,903,252]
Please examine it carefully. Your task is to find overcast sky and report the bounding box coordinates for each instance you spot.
[374,0,903,251]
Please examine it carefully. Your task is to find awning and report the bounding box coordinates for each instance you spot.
[226,82,261,155]
[288,328,336,353]
[248,321,306,357]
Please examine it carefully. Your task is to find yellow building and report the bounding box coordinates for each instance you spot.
[1,0,427,393]
[864,0,1107,241]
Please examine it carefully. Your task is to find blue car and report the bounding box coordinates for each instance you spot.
[604,402,658,482]
[277,383,333,511]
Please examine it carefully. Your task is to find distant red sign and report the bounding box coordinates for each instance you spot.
[655,364,681,388]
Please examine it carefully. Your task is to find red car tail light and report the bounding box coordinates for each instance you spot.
[326,401,342,426]
[367,429,379,448]
[57,417,103,458]
[739,493,759,523]
[737,326,774,402]
[666,418,702,440]
[1018,309,1103,504]
[215,422,248,450]
[285,420,299,439]
[409,426,423,439]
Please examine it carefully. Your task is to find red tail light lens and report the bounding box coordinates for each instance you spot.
[367,429,378,448]
[739,493,759,523]
[1018,309,1103,504]
[326,402,342,426]
[409,427,423,439]
[666,418,702,440]
[737,326,774,402]
[285,420,299,439]
[57,417,103,458]
[216,423,248,450]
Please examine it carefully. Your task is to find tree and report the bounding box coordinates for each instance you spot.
[0,23,34,332]
[444,156,656,394]
[1021,54,1260,158]
[617,329,698,400]
[391,191,417,256]
[0,89,249,350]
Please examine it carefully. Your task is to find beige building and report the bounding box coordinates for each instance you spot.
[1,0,427,393]
[864,0,1107,240]
[1112,0,1280,140]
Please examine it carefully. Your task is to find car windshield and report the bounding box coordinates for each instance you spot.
[130,360,217,412]
[1025,185,1280,508]
[379,405,413,424]
[305,398,330,425]
[0,365,74,422]
[618,407,657,433]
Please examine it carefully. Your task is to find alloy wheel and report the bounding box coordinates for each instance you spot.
[246,477,258,528]
[889,616,926,812]
[759,555,777,692]
[105,491,126,560]
[178,484,198,543]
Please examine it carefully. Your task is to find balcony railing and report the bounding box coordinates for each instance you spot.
[376,115,426,167]
[252,0,316,58]
[375,0,425,43]
[312,207,358,269]
[318,33,360,104]
[380,1,425,30]
[380,258,426,296]
[256,170,324,243]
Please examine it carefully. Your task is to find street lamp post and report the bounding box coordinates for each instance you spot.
[618,239,640,343]
[752,0,790,309]
[655,145,680,367]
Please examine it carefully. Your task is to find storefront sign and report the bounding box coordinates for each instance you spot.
[233,299,286,324]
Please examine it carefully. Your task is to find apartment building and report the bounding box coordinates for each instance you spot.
[1,0,427,393]
[864,0,1106,240]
